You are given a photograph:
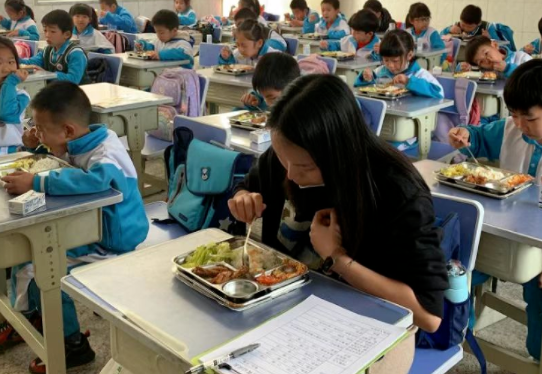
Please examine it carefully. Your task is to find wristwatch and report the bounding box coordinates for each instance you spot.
[321,255,338,276]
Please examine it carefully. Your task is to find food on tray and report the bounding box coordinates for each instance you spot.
[301,33,327,39]
[454,71,482,79]
[359,85,408,96]
[440,164,468,178]
[181,242,235,268]
[27,158,61,174]
[471,166,505,181]
[319,51,355,59]
[481,72,497,80]
[504,174,533,188]
[247,246,282,274]
[464,174,487,185]
[255,259,307,286]
[233,112,267,126]
[193,265,249,284]
[216,64,254,73]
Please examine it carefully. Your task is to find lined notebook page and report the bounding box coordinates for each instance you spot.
[200,295,407,374]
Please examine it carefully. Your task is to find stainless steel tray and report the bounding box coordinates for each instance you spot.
[436,178,532,199]
[318,52,355,61]
[229,112,267,130]
[358,87,410,100]
[0,154,72,174]
[214,65,254,76]
[127,51,152,60]
[300,33,328,40]
[172,237,310,309]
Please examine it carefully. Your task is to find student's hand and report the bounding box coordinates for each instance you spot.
[100,10,107,18]
[221,17,229,25]
[524,44,535,54]
[148,51,159,60]
[2,171,35,195]
[393,74,409,85]
[441,34,452,42]
[492,60,506,72]
[241,93,259,107]
[320,40,328,49]
[284,13,291,21]
[227,191,266,223]
[373,42,380,54]
[459,62,472,72]
[448,127,470,149]
[22,127,40,149]
[290,19,303,27]
[309,14,317,23]
[310,209,344,260]
[14,69,29,82]
[220,47,232,60]
[362,68,373,82]
[450,25,462,34]
[7,30,19,38]
[481,29,490,38]
[0,15,4,21]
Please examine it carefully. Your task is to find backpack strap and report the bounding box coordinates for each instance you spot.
[454,78,470,126]
[465,328,487,374]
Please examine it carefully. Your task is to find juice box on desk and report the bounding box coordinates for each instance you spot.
[9,190,46,215]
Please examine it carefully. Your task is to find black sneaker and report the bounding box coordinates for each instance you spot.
[28,331,95,373]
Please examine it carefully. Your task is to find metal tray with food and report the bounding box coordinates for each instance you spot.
[0,154,71,175]
[358,85,410,100]
[213,64,254,76]
[229,111,268,130]
[172,238,310,309]
[453,71,497,84]
[319,51,355,61]
[299,33,328,40]
[127,51,153,60]
[449,34,474,41]
[435,162,534,198]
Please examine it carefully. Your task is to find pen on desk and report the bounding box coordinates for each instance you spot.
[184,343,260,374]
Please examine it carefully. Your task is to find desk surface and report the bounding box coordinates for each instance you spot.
[24,70,57,82]
[80,83,172,113]
[336,57,380,70]
[197,67,253,88]
[354,94,453,117]
[0,153,122,232]
[415,159,542,247]
[63,229,412,361]
[416,48,446,58]
[474,79,505,96]
[112,53,189,69]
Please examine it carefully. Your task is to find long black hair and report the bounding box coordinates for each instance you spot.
[0,36,19,68]
[5,0,34,20]
[239,0,260,17]
[380,29,416,66]
[267,74,427,256]
[69,4,99,29]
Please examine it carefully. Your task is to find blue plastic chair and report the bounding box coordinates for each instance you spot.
[87,52,124,84]
[284,37,298,56]
[451,38,461,68]
[296,54,337,74]
[403,76,477,162]
[140,201,188,249]
[356,96,386,136]
[409,192,484,374]
[199,42,225,67]
[120,32,137,50]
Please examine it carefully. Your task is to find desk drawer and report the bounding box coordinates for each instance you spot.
[206,82,246,108]
[476,93,499,118]
[381,117,416,142]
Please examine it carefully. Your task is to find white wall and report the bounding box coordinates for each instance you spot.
[224,0,540,49]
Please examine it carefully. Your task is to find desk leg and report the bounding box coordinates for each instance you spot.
[414,112,436,160]
[0,268,5,324]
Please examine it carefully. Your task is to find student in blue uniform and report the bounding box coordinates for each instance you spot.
[0,37,29,155]
[98,0,137,33]
[356,29,444,99]
[285,0,319,34]
[522,17,542,55]
[241,52,301,111]
[174,0,197,28]
[448,59,542,361]
[135,10,193,67]
[20,10,89,85]
[363,0,395,33]
[315,0,349,40]
[465,36,532,78]
[0,0,38,41]
[70,3,115,54]
[0,82,149,372]
[219,19,286,66]
[320,9,379,59]
[440,5,498,40]
[405,2,446,61]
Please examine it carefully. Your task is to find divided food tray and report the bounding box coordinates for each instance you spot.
[214,64,254,76]
[319,52,355,61]
[127,51,152,60]
[229,111,268,130]
[300,33,328,40]
[358,86,410,100]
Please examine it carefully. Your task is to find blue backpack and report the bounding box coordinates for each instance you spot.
[160,126,253,233]
[416,213,487,374]
[493,23,517,51]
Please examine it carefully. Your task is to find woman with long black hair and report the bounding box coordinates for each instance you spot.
[228,74,448,333]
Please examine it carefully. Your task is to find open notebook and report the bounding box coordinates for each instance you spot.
[198,295,408,374]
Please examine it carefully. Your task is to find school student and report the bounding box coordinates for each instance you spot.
[320,9,379,59]
[440,4,498,40]
[285,0,320,34]
[465,36,532,78]
[356,30,444,99]
[315,0,350,40]
[363,0,395,33]
[448,60,542,360]
[98,0,137,33]
[219,19,287,66]
[0,37,29,155]
[20,10,89,85]
[174,0,197,28]
[241,52,301,111]
[522,17,542,55]
[0,82,149,372]
[70,3,115,54]
[0,0,38,41]
[135,10,193,67]
[229,74,448,334]
[405,2,446,60]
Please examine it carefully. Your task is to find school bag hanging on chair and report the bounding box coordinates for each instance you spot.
[86,58,116,83]
[14,41,31,58]
[298,55,330,75]
[149,68,202,142]
[104,31,130,53]
[156,126,253,233]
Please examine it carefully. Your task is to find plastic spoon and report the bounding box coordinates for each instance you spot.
[243,222,253,267]
[460,138,491,170]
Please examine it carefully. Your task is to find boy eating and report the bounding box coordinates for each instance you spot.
[465,36,531,78]
[448,59,542,361]
[441,5,498,40]
[1,82,149,372]
[284,0,319,34]
[241,52,301,110]
[20,10,89,85]
[99,0,137,33]
[135,10,193,68]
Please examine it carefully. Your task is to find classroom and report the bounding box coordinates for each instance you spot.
[0,0,541,373]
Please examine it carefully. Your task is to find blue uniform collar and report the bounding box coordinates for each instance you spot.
[501,46,514,64]
[322,16,342,29]
[522,134,542,149]
[53,39,72,54]
[73,24,93,37]
[180,7,192,15]
[68,125,108,155]
[410,28,429,38]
